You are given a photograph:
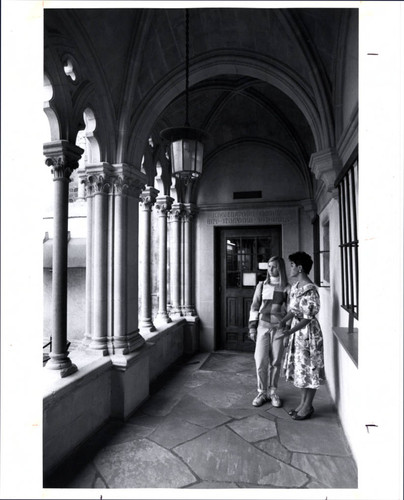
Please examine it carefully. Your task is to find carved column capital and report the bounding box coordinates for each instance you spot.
[300,199,317,222]
[183,203,198,223]
[169,202,184,222]
[140,186,159,209]
[44,140,84,180]
[155,195,174,216]
[81,163,113,196]
[309,148,342,192]
[111,163,147,199]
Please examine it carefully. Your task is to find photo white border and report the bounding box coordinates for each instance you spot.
[1,1,402,499]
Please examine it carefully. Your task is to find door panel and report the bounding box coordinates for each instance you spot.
[218,226,282,351]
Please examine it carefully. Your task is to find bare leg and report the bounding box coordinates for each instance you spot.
[294,388,306,413]
[296,388,316,417]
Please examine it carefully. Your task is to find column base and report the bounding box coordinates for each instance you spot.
[155,312,172,324]
[110,331,146,354]
[169,306,182,319]
[88,336,109,355]
[139,319,156,332]
[45,355,78,378]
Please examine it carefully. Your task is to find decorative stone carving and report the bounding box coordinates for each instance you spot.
[309,149,342,192]
[44,140,83,180]
[170,203,184,222]
[140,186,159,209]
[86,174,111,194]
[155,196,174,215]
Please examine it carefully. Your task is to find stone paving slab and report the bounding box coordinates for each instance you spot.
[256,437,292,463]
[174,426,308,488]
[199,351,254,373]
[291,452,358,488]
[97,421,155,445]
[171,394,232,428]
[186,481,240,488]
[278,418,352,456]
[126,412,166,429]
[140,391,183,417]
[93,439,197,488]
[227,414,277,442]
[148,414,208,449]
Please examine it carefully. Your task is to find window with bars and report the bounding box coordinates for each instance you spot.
[313,216,330,288]
[336,159,358,332]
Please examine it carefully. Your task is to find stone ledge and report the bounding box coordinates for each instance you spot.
[141,317,187,342]
[332,326,358,367]
[43,354,112,405]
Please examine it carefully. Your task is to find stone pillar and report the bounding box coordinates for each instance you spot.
[85,166,111,352]
[44,140,83,377]
[169,203,184,318]
[83,164,146,354]
[155,195,174,324]
[139,187,159,332]
[183,203,197,316]
[111,166,146,353]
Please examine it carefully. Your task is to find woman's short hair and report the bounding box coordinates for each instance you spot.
[288,251,313,275]
[267,255,287,288]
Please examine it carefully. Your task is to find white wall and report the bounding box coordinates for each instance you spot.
[317,197,359,464]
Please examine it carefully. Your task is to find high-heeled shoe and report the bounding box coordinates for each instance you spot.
[292,406,314,420]
[288,409,297,416]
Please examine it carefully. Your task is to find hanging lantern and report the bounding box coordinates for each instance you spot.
[160,126,208,182]
[160,9,208,183]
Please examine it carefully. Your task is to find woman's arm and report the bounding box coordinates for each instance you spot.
[274,318,312,341]
[278,311,294,327]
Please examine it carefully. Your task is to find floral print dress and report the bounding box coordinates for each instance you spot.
[283,282,325,389]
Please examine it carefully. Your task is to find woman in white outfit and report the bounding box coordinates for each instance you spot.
[248,256,289,408]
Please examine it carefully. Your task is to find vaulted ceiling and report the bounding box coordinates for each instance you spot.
[44,7,357,198]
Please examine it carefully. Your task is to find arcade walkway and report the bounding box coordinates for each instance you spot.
[44,350,358,490]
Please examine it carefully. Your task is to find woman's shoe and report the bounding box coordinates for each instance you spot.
[288,409,297,416]
[292,407,314,420]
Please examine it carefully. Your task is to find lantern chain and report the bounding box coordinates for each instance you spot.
[185,8,190,127]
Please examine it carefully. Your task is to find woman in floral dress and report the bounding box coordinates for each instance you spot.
[275,251,325,420]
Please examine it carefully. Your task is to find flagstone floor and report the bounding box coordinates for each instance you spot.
[44,350,358,490]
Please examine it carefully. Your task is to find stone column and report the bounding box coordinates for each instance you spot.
[155,195,174,324]
[85,166,111,352]
[139,187,159,332]
[44,140,83,377]
[169,203,184,318]
[111,167,146,353]
[183,203,197,316]
[83,164,146,354]
[78,170,93,344]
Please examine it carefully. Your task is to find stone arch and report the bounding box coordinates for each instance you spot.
[127,51,327,166]
[43,73,60,141]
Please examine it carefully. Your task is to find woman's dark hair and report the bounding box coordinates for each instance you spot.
[288,251,313,275]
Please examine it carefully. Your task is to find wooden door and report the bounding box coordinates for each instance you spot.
[218,226,282,351]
